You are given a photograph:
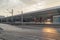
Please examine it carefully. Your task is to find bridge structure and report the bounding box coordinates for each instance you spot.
[0,6,60,25]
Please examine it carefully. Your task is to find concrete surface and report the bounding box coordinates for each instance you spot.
[0,23,60,40]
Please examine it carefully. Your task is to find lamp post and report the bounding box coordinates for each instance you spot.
[11,9,14,23]
[21,11,23,25]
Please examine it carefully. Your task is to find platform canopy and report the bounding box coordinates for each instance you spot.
[0,0,60,17]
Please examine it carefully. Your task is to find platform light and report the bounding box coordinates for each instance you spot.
[45,19,52,24]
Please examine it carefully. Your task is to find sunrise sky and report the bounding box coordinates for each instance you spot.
[0,0,60,17]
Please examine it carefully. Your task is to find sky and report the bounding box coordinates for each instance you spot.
[0,0,60,17]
